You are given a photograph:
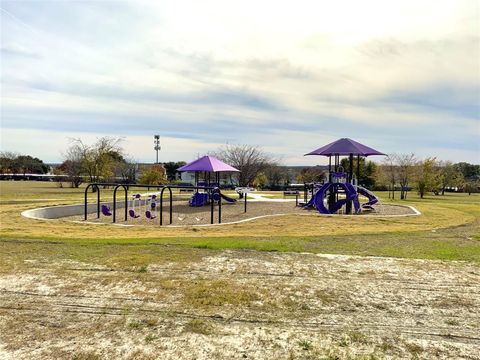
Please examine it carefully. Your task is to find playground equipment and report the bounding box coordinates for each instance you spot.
[303,138,384,214]
[84,183,236,226]
[129,194,141,218]
[178,155,240,207]
[101,204,112,216]
[189,192,209,207]
[145,210,156,220]
[149,194,157,210]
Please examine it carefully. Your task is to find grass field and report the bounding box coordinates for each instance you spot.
[0,181,479,359]
[1,181,479,263]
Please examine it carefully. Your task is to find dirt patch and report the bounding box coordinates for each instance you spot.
[0,251,478,359]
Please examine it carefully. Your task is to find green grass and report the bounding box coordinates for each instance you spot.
[0,181,479,266]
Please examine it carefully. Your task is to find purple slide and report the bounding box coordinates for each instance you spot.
[312,183,360,214]
[357,186,378,208]
[211,189,237,203]
[220,193,237,203]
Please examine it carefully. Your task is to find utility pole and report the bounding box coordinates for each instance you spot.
[154,135,161,164]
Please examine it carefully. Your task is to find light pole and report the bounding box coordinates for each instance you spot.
[154,135,161,164]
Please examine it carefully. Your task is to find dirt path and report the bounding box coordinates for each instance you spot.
[0,251,479,359]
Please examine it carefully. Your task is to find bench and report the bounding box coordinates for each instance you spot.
[179,188,194,193]
[283,190,299,198]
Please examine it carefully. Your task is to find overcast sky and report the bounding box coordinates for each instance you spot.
[1,0,479,165]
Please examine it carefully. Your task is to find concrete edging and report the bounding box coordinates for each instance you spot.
[21,202,421,227]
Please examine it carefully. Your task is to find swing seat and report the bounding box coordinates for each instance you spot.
[129,209,140,218]
[145,210,156,220]
[101,205,112,216]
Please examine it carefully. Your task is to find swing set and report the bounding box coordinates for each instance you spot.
[84,182,231,226]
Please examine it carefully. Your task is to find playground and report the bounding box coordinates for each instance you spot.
[0,139,479,359]
[21,141,422,227]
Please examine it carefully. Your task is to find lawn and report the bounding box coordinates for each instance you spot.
[0,181,478,263]
[0,181,479,359]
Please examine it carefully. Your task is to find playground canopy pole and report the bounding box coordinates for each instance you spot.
[346,153,354,214]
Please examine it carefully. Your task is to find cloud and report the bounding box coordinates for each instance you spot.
[0,0,479,164]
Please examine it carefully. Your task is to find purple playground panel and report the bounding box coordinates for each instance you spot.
[189,192,209,207]
[188,189,237,207]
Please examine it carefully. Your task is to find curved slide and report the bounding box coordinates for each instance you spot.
[312,183,360,214]
[357,186,378,208]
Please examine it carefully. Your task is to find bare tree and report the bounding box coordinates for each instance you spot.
[381,154,398,199]
[114,156,138,183]
[297,166,326,184]
[59,143,84,188]
[264,165,289,189]
[397,153,416,200]
[213,144,276,188]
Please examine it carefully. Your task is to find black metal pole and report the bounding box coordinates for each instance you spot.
[96,185,100,218]
[84,184,90,221]
[357,155,361,184]
[244,191,247,213]
[218,192,222,224]
[328,156,332,182]
[113,186,118,223]
[210,189,214,224]
[168,187,173,224]
[328,156,335,212]
[160,187,165,226]
[346,153,354,214]
[124,186,128,221]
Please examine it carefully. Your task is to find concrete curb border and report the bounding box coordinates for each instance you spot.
[21,202,421,228]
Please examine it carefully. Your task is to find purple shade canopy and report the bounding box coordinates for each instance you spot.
[305,138,385,157]
[177,155,240,173]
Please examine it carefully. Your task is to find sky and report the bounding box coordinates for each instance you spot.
[1,0,479,165]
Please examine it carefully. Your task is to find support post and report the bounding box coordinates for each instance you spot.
[210,189,214,224]
[97,187,100,218]
[346,153,354,214]
[218,192,222,224]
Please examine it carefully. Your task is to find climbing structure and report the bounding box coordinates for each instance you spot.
[303,138,384,214]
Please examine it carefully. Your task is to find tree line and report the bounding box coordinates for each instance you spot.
[0,152,49,175]
[2,138,479,198]
[376,155,480,198]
